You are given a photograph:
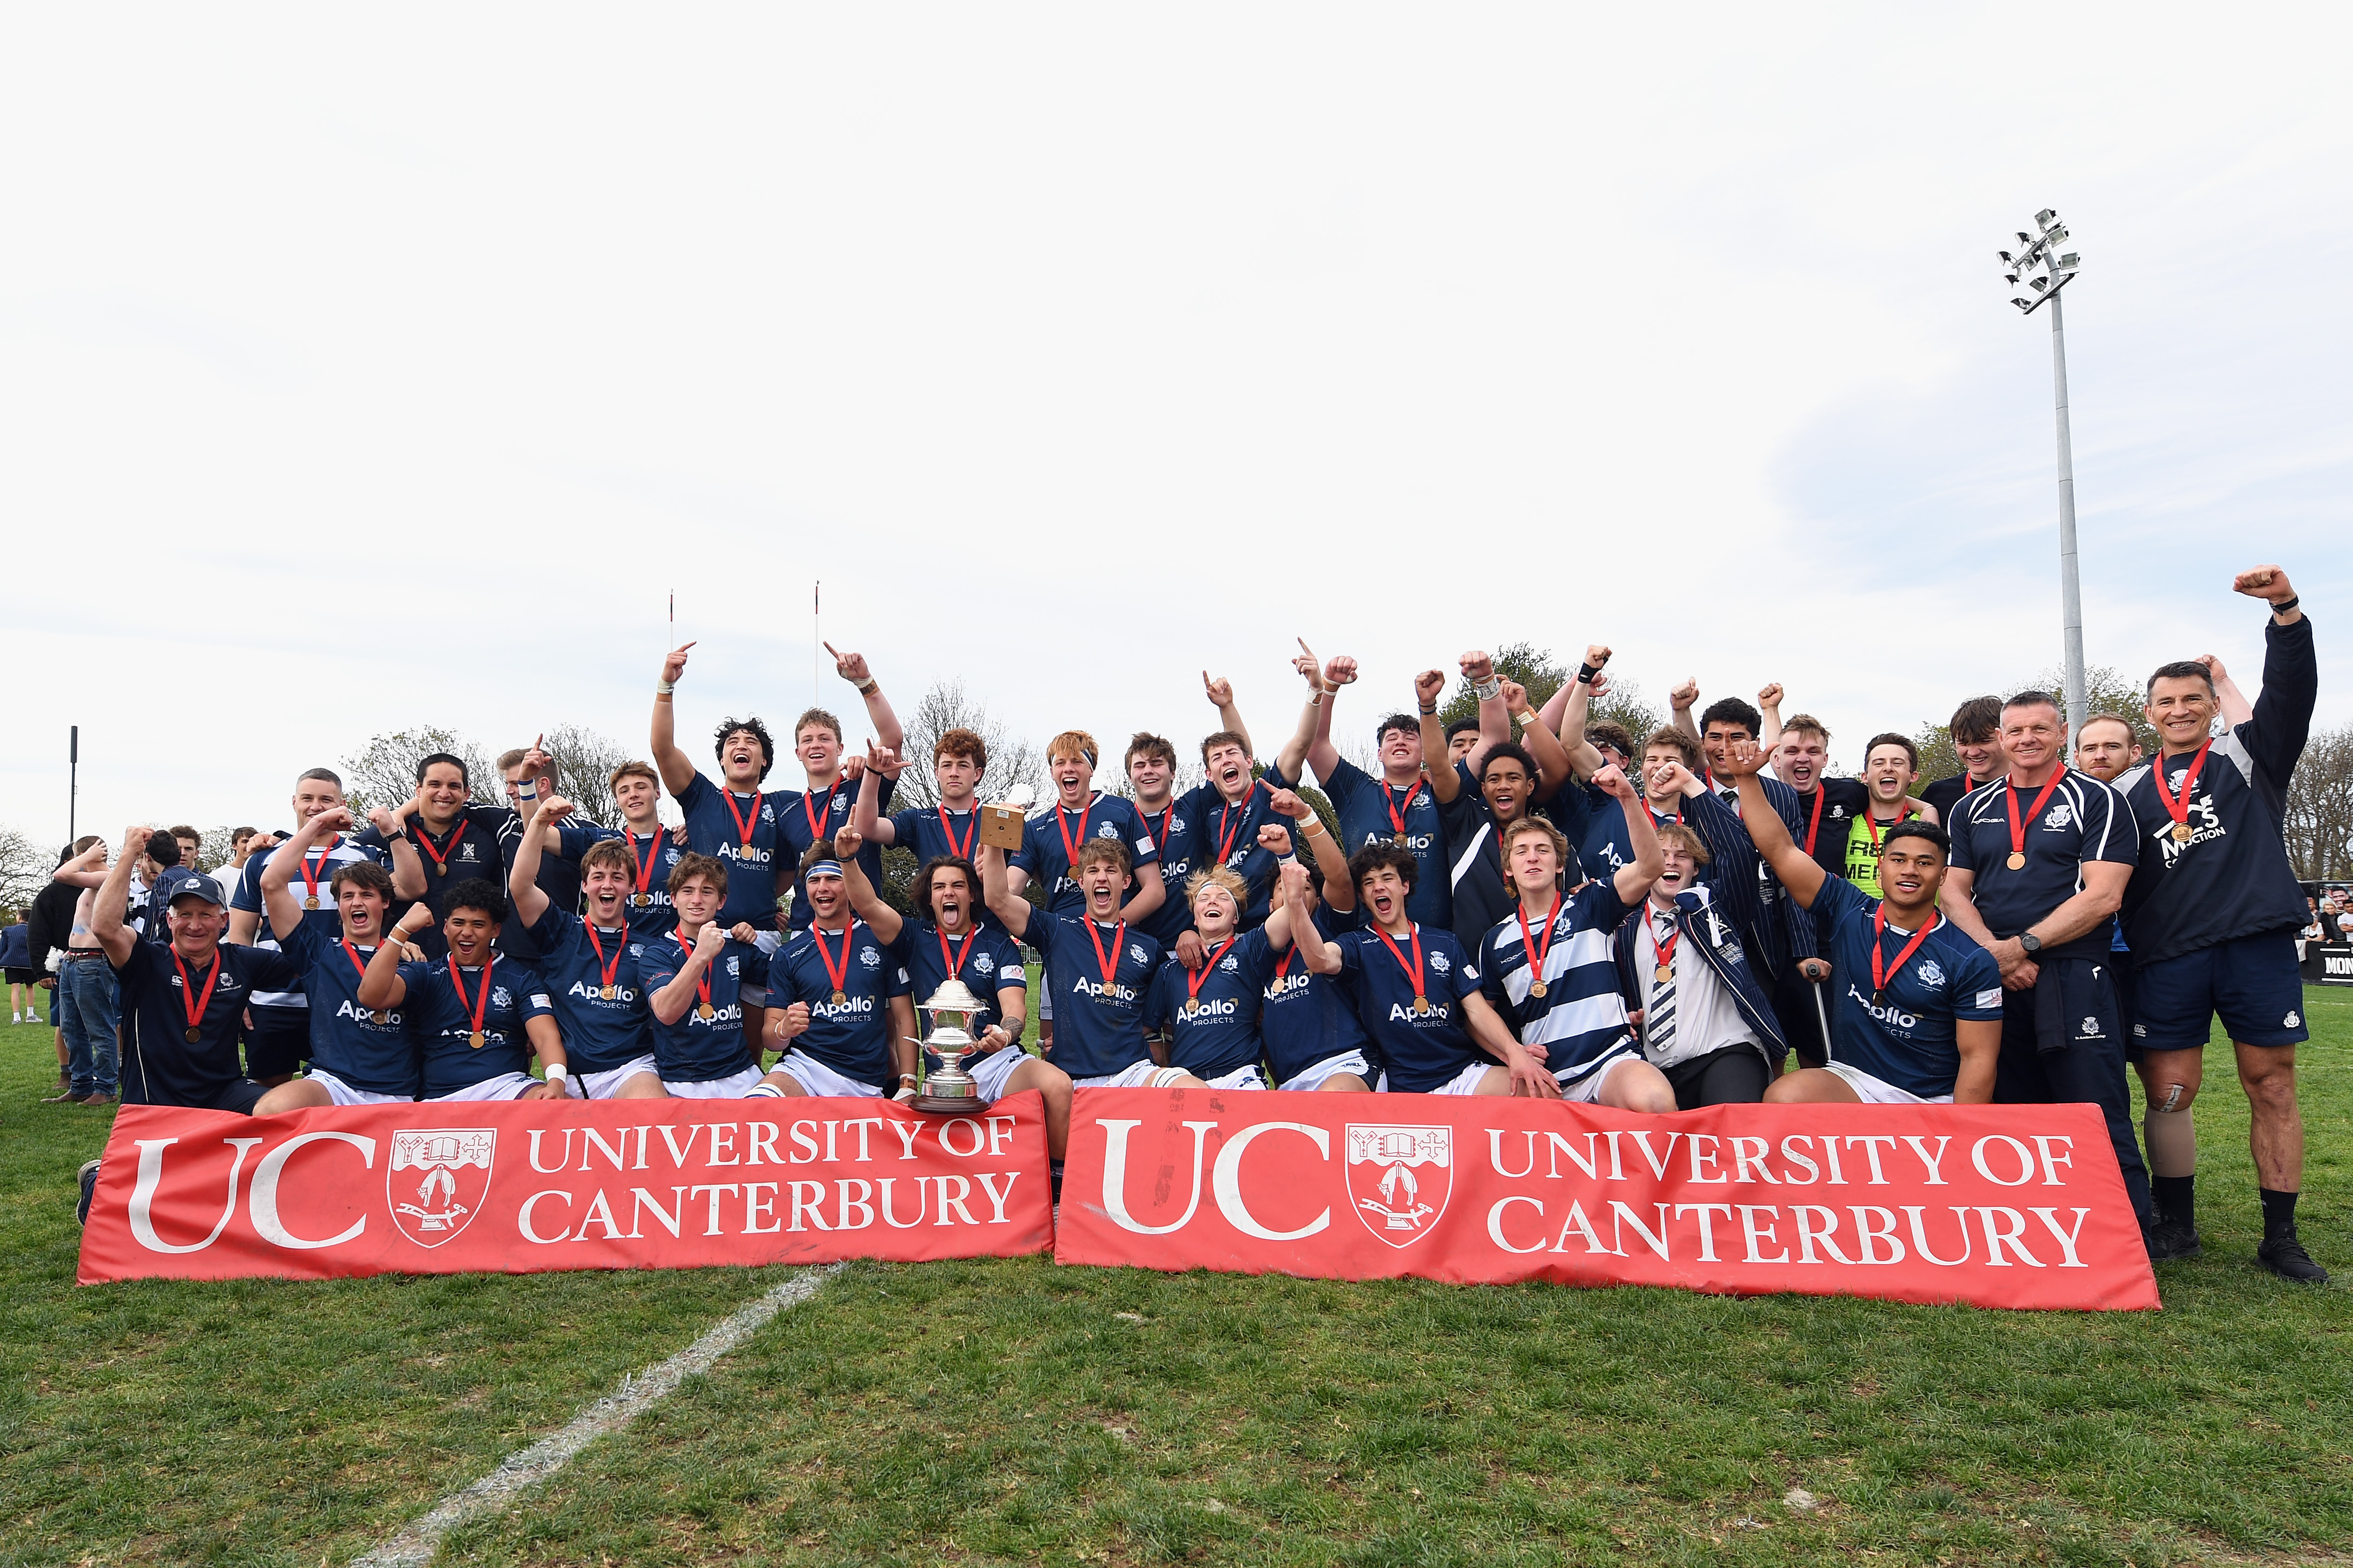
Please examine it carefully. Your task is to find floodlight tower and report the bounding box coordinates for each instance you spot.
[2000,209,2087,739]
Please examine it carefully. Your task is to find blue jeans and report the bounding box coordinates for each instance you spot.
[59,960,119,1096]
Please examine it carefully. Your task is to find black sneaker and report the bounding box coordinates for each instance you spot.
[2256,1233,2329,1284]
[76,1159,101,1227]
[2148,1218,2203,1260]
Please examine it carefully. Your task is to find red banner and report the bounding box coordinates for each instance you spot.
[77,1093,1052,1284]
[1053,1091,2158,1311]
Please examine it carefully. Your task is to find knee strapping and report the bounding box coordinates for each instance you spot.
[2154,1083,2187,1113]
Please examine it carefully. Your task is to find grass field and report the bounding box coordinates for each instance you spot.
[3,993,2350,1566]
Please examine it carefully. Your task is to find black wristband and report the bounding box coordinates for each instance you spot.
[1576,664,1600,684]
[2273,594,2299,614]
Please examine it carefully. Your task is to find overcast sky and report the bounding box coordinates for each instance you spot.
[4,8,2347,848]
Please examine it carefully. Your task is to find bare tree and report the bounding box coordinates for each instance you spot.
[539,723,639,827]
[0,826,51,912]
[892,680,1044,807]
[340,729,500,814]
[2284,722,2353,881]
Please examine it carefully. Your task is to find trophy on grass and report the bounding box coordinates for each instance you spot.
[909,977,991,1114]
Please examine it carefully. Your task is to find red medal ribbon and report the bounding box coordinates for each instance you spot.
[2151,738,2212,834]
[1516,893,1562,982]
[1802,787,1826,856]
[413,819,468,876]
[1652,912,1679,973]
[1862,801,1918,852]
[449,956,494,1038]
[2003,771,2067,863]
[720,789,763,848]
[811,922,855,998]
[674,932,712,1014]
[338,939,372,983]
[583,923,624,991]
[801,784,835,847]
[629,831,663,896]
[1213,785,1262,866]
[1056,803,1093,886]
[1372,922,1430,1000]
[1871,903,1941,999]
[170,947,224,1035]
[1143,804,1176,857]
[937,923,979,986]
[937,806,977,861]
[1082,918,1128,995]
[1382,779,1425,837]
[1186,937,1237,1007]
[299,839,338,905]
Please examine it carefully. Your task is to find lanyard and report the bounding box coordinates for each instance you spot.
[414,819,467,878]
[170,947,223,1041]
[299,839,339,908]
[1372,923,1431,1009]
[1515,893,1562,999]
[1871,904,1940,1005]
[583,923,624,996]
[1082,918,1128,995]
[1184,937,1237,1013]
[629,831,663,896]
[2002,771,2067,867]
[1213,785,1261,865]
[937,806,977,860]
[2151,739,2212,842]
[449,958,494,1045]
[1056,803,1093,881]
[721,789,763,848]
[811,922,854,1002]
[1383,779,1424,838]
[1802,787,1826,856]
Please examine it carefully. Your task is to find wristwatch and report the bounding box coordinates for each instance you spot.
[2018,931,2043,955]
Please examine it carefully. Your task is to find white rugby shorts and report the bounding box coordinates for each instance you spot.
[427,1072,539,1102]
[1819,1060,1951,1105]
[1376,1061,1493,1096]
[662,1064,768,1098]
[1277,1050,1372,1092]
[772,1049,885,1099]
[1073,1059,1194,1090]
[580,1055,662,1099]
[1202,1063,1267,1091]
[1558,1047,1646,1105]
[304,1068,411,1106]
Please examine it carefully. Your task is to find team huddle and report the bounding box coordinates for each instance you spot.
[62,567,2322,1277]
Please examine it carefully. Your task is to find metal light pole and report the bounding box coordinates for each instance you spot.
[2000,209,2086,738]
[68,725,79,848]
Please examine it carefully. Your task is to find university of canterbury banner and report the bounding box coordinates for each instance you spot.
[77,1093,1053,1284]
[1052,1091,2159,1311]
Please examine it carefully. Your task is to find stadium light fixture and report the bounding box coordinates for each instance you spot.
[1996,206,2088,739]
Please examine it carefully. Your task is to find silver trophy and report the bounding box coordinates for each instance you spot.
[910,976,990,1113]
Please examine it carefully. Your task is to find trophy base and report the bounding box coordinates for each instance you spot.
[912,1087,983,1115]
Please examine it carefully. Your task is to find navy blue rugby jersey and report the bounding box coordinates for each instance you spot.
[1012,794,1161,915]
[398,955,556,1096]
[772,920,909,1087]
[638,931,768,1082]
[279,920,419,1097]
[1026,913,1160,1080]
[522,908,654,1073]
[1810,876,2002,1098]
[1258,903,1369,1084]
[1948,769,2136,962]
[673,774,797,932]
[1333,922,1485,1093]
[1143,928,1283,1081]
[778,773,896,933]
[114,941,298,1106]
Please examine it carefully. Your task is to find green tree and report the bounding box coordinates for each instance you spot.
[1913,664,2152,785]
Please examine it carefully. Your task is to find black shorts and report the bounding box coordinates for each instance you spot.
[2131,930,2310,1053]
[4,967,37,986]
[243,1006,308,1079]
[1660,1043,1772,1109]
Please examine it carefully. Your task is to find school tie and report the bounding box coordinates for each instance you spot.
[1647,912,1678,1058]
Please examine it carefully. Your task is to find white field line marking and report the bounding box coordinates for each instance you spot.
[354,1265,837,1568]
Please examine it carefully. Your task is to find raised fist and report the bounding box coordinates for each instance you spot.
[1590,763,1633,800]
[1257,823,1291,853]
[693,922,728,961]
[2232,565,2295,604]
[1756,682,1784,710]
[1499,679,1529,713]
[1415,670,1447,707]
[773,1001,812,1041]
[1460,650,1494,683]
[1669,677,1699,712]
[1324,655,1358,687]
[316,806,357,834]
[1717,739,1769,779]
[1584,644,1612,670]
[536,796,576,822]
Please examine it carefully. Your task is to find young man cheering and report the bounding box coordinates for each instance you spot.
[1942,690,2151,1239]
[1616,821,1787,1107]
[775,646,905,934]
[1754,698,1872,882]
[1416,668,1584,950]
[639,853,772,1098]
[982,837,1201,1090]
[1720,745,2004,1108]
[1920,695,2006,822]
[651,641,798,937]
[361,882,569,1102]
[1334,842,1554,1097]
[1840,734,1937,898]
[1144,860,1336,1089]
[509,798,666,1099]
[1132,672,1285,960]
[252,807,422,1111]
[1254,799,1376,1094]
[555,761,689,942]
[2114,566,2325,1281]
[1478,777,1675,1110]
[849,726,1000,901]
[752,843,915,1099]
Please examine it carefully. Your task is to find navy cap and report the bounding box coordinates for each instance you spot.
[169,873,228,908]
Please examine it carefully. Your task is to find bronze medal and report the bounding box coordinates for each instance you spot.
[599,984,616,1000]
[632,893,653,907]
[372,1010,390,1025]
[1653,964,1672,984]
[832,989,848,1005]
[1528,980,1548,999]
[184,1026,203,1043]
[468,1030,486,1049]
[304,896,321,910]
[2171,822,2193,843]
[1182,999,1198,1018]
[1412,994,1431,1014]
[435,862,447,877]
[2005,851,2027,871]
[697,1002,715,1021]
